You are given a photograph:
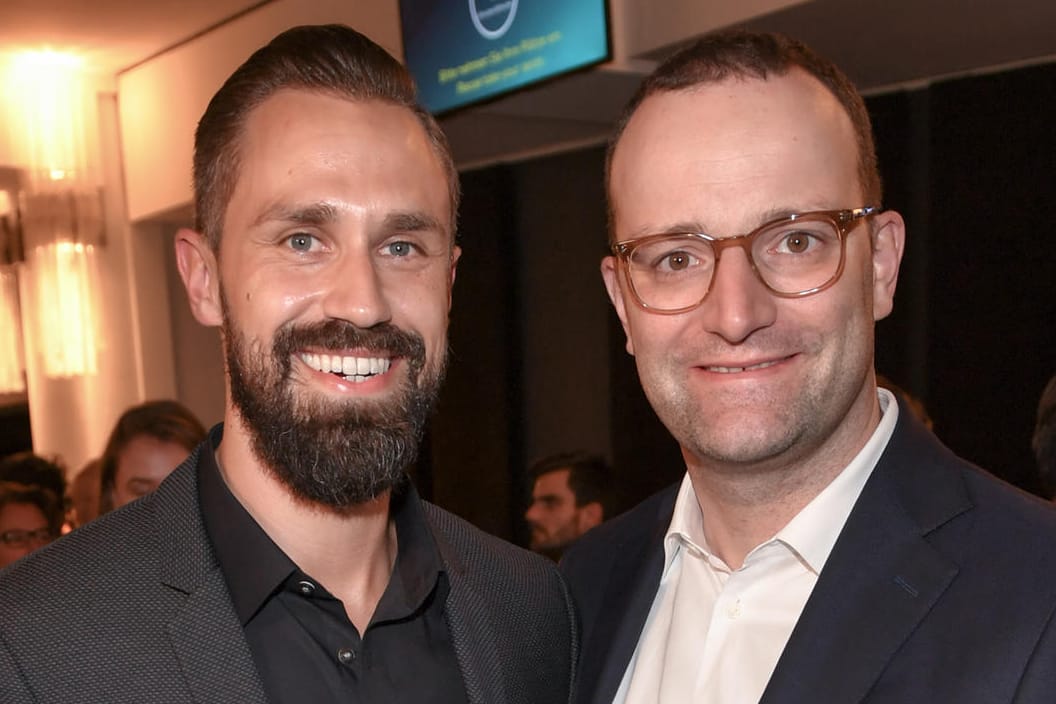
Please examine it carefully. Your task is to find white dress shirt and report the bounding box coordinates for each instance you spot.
[616,389,899,704]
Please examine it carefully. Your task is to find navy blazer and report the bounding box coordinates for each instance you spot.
[0,443,578,704]
[562,406,1056,703]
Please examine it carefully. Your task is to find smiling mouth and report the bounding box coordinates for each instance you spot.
[705,358,787,374]
[299,352,392,383]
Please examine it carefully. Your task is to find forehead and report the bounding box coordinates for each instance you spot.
[610,70,861,234]
[534,468,573,494]
[0,501,47,527]
[226,89,451,234]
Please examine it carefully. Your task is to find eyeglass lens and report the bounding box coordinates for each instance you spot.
[0,528,54,548]
[625,216,844,311]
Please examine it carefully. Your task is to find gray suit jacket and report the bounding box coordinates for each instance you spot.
[0,445,578,703]
[563,403,1056,703]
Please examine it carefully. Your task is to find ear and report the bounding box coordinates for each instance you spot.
[175,228,223,327]
[870,210,905,321]
[447,245,461,310]
[601,255,635,356]
[577,502,604,532]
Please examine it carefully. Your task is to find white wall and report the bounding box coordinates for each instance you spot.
[118,0,402,223]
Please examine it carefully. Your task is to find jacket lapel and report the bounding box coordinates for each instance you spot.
[152,447,269,704]
[166,568,270,704]
[582,488,675,704]
[428,516,509,704]
[761,413,971,704]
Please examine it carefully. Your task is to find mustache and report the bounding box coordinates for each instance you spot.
[272,320,426,375]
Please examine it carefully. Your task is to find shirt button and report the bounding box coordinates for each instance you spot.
[337,647,355,664]
[298,580,316,596]
[726,599,742,619]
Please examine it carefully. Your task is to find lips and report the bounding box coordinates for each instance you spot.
[701,355,794,373]
[299,352,392,382]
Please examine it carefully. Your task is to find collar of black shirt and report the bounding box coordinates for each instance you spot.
[197,423,445,627]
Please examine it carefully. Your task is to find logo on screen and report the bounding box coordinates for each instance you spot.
[468,0,519,40]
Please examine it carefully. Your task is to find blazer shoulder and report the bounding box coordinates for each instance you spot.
[420,500,577,704]
[562,482,678,577]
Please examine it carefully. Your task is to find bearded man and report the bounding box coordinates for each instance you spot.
[0,25,576,704]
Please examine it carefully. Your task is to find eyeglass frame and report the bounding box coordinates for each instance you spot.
[0,527,55,549]
[610,206,879,315]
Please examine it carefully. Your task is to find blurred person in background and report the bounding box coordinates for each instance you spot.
[0,451,67,504]
[99,400,207,510]
[0,481,63,568]
[68,458,103,528]
[525,451,611,561]
[1034,374,1056,500]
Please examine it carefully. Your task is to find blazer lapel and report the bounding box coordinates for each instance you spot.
[428,520,509,704]
[582,489,675,704]
[761,414,971,704]
[152,448,269,704]
[166,568,269,704]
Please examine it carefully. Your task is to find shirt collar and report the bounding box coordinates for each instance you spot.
[775,387,898,572]
[198,423,444,624]
[662,387,900,575]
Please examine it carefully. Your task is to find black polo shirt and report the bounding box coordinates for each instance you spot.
[198,429,467,703]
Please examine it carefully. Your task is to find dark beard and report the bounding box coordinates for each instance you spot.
[223,309,444,510]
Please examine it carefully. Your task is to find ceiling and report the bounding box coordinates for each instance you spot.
[1,0,1055,169]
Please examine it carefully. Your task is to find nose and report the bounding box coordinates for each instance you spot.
[321,250,393,329]
[525,502,542,524]
[696,246,777,344]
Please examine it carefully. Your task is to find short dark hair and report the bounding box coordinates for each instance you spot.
[1034,374,1056,498]
[193,23,460,249]
[0,481,64,536]
[529,451,611,517]
[0,452,66,500]
[99,400,207,497]
[606,29,881,238]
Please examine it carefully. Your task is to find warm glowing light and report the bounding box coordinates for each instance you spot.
[22,241,100,378]
[0,50,96,190]
[0,265,24,393]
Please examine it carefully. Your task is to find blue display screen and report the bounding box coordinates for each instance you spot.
[400,0,610,115]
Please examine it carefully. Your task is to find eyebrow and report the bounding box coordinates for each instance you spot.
[382,211,446,235]
[252,201,340,229]
[626,206,822,239]
[251,203,447,237]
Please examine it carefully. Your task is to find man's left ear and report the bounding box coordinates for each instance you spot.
[870,210,905,321]
[576,502,604,532]
[447,245,461,309]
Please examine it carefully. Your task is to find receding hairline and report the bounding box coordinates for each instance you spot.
[213,88,458,245]
[607,68,871,240]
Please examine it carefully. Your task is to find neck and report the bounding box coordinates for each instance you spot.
[685,388,882,569]
[216,412,398,632]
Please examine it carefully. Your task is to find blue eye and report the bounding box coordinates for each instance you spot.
[387,241,415,257]
[286,233,315,252]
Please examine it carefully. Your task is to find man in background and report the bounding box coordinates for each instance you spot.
[1034,373,1056,498]
[563,29,1056,703]
[525,451,610,560]
[0,24,576,703]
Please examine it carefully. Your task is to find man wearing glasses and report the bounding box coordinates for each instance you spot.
[562,30,1056,703]
[0,482,61,568]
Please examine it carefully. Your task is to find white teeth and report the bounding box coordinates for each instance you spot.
[299,353,392,378]
[709,360,780,373]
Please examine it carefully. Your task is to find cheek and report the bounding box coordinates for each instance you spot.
[389,272,452,333]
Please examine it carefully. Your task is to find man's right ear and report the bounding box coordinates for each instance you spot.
[601,256,635,356]
[174,228,223,327]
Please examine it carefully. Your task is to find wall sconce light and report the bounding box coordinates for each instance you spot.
[1,50,104,383]
[0,172,25,394]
